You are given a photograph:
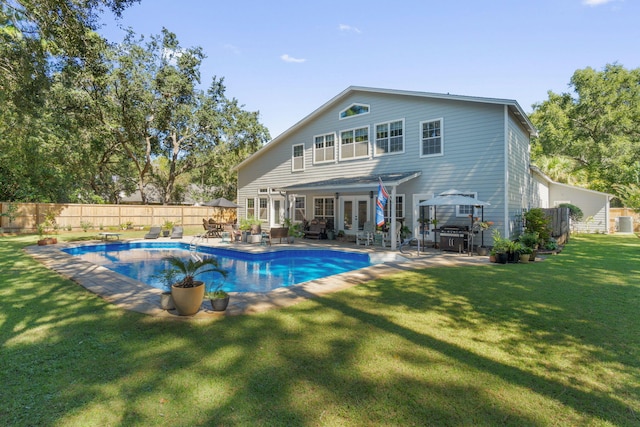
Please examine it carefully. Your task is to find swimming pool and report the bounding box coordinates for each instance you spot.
[63,242,373,293]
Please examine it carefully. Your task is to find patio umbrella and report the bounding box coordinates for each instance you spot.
[202,197,241,208]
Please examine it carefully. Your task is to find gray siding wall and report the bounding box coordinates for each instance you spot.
[505,108,531,238]
[238,91,527,243]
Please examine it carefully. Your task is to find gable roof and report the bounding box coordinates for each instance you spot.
[530,165,614,198]
[235,86,538,170]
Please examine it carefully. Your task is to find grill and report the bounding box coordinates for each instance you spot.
[439,226,469,253]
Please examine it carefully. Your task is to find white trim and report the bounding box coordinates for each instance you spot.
[374,118,405,157]
[419,118,444,158]
[291,143,305,172]
[339,126,370,161]
[339,103,370,120]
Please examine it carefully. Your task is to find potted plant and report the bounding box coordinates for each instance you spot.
[164,256,228,316]
[153,269,179,310]
[518,245,533,264]
[206,282,231,312]
[162,219,175,237]
[399,225,412,241]
[336,230,346,241]
[283,217,304,243]
[519,231,539,261]
[491,229,509,264]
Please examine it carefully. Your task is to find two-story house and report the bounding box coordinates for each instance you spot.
[235,86,610,248]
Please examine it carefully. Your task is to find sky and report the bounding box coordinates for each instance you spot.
[98,0,639,139]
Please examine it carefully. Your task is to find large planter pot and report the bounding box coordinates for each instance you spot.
[496,252,508,264]
[477,246,488,256]
[171,281,205,316]
[210,296,230,312]
[519,253,530,264]
[160,292,175,310]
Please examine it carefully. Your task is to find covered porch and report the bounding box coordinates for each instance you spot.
[276,171,422,249]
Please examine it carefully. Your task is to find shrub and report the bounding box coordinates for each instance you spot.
[523,208,551,242]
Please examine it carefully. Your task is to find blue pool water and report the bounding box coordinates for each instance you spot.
[62,242,372,293]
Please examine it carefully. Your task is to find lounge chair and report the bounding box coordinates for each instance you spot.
[356,221,375,246]
[170,226,183,239]
[144,226,161,239]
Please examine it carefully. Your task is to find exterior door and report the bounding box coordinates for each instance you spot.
[341,196,370,234]
[270,197,285,228]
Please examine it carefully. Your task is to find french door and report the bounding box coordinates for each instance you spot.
[340,196,370,234]
[270,197,285,228]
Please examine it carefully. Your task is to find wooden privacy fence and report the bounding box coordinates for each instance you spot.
[543,207,570,245]
[0,202,237,233]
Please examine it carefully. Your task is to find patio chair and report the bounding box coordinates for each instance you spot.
[356,221,375,246]
[144,226,161,239]
[170,226,183,239]
[202,219,219,238]
[305,219,323,239]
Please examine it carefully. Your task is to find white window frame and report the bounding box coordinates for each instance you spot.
[293,196,306,222]
[313,197,335,222]
[383,194,405,225]
[292,143,305,171]
[246,198,256,219]
[313,133,336,164]
[339,103,370,120]
[456,192,477,218]
[339,126,369,161]
[419,118,444,158]
[374,118,405,156]
[258,197,268,221]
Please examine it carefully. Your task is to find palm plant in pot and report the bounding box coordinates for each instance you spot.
[165,256,228,316]
[206,281,231,312]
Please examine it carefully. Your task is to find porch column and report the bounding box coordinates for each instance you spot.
[390,186,397,249]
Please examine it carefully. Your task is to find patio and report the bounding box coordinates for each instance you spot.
[24,236,490,318]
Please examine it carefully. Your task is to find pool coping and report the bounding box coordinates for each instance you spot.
[23,238,491,319]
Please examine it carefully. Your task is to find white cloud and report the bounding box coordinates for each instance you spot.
[582,0,616,6]
[280,54,306,63]
[339,24,361,34]
[223,43,241,55]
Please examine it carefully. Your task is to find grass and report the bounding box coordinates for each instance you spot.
[0,232,638,426]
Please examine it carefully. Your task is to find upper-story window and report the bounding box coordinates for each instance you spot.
[339,103,370,119]
[313,133,335,164]
[420,118,443,157]
[340,127,369,160]
[292,143,304,171]
[375,119,404,156]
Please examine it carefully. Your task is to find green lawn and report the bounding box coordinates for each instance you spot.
[0,233,638,426]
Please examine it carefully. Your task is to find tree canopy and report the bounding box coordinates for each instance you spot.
[1,1,269,204]
[530,64,640,197]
